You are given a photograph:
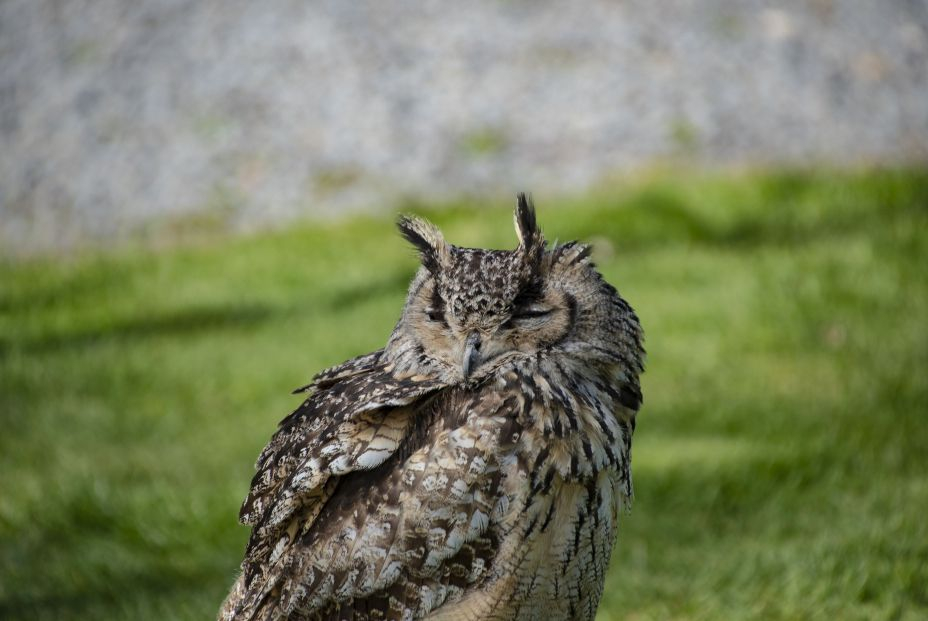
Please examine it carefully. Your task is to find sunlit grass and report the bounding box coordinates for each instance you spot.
[1,169,926,620]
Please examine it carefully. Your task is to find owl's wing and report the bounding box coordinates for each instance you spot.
[239,349,445,543]
[226,381,517,621]
[225,350,452,617]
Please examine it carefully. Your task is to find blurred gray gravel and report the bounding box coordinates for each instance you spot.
[2,1,927,254]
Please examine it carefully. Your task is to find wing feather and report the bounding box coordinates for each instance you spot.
[225,375,520,621]
[239,354,444,528]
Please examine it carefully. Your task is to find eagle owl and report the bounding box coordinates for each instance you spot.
[220,196,644,621]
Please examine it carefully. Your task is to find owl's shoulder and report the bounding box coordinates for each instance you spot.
[239,350,444,529]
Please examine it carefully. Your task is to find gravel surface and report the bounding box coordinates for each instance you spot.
[2,0,927,254]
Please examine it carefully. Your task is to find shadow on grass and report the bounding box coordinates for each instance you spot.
[0,566,223,621]
[0,303,276,358]
[0,270,413,359]
[0,264,134,314]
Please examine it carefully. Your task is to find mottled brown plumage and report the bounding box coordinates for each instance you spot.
[220,195,644,620]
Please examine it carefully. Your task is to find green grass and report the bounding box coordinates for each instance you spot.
[2,169,927,620]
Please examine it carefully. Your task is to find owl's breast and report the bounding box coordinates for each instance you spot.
[430,463,623,621]
[430,365,631,620]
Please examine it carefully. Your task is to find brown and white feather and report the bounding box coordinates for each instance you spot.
[220,195,644,621]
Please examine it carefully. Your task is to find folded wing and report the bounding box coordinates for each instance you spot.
[223,353,518,621]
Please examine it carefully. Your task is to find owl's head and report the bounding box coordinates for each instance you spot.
[386,195,642,385]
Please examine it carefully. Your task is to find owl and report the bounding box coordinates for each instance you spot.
[219,195,644,621]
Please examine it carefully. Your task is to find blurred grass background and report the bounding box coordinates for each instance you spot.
[1,169,927,620]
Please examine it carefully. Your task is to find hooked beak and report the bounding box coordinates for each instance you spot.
[461,332,482,380]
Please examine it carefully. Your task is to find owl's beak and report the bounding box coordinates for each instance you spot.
[462,332,482,380]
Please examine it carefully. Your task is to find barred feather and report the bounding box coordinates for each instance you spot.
[219,197,644,621]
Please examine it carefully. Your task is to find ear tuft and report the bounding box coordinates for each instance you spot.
[514,193,545,256]
[397,215,448,273]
